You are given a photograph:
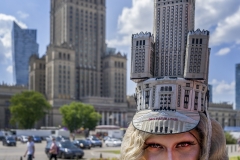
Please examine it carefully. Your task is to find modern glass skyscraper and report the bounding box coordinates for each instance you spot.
[236,64,240,110]
[208,84,213,103]
[12,22,39,86]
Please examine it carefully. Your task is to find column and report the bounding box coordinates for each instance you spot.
[101,111,105,125]
[116,112,119,126]
[107,112,110,125]
[121,112,124,127]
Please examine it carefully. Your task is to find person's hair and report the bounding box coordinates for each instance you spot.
[120,113,228,160]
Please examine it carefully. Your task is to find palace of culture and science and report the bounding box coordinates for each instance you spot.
[1,0,240,129]
[29,0,128,127]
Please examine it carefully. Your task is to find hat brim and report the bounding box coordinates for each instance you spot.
[132,109,200,134]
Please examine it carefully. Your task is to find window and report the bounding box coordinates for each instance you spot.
[192,38,195,44]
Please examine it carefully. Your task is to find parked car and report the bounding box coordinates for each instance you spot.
[32,135,42,143]
[73,139,91,149]
[20,135,28,143]
[45,140,84,159]
[103,136,112,142]
[105,138,122,147]
[55,136,70,141]
[2,136,16,146]
[86,137,102,147]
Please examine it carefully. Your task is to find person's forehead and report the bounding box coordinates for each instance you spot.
[146,130,199,143]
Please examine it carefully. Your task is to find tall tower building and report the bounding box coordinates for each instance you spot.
[46,43,76,106]
[29,54,46,95]
[154,0,195,77]
[236,63,240,110]
[131,32,155,82]
[29,0,128,127]
[102,48,127,103]
[12,22,39,86]
[50,0,106,99]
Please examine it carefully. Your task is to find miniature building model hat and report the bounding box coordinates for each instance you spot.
[130,28,211,134]
[132,77,208,134]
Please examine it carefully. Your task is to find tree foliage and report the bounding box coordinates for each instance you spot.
[59,102,101,132]
[225,132,237,144]
[10,91,51,129]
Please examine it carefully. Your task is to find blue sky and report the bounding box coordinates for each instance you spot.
[0,0,240,106]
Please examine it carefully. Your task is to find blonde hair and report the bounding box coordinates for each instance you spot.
[120,113,228,160]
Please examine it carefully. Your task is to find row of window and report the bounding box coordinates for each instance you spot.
[69,0,105,5]
[39,63,46,69]
[59,52,71,60]
[136,40,146,46]
[114,61,124,68]
[192,38,203,45]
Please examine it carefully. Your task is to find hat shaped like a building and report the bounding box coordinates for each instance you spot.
[130,0,211,134]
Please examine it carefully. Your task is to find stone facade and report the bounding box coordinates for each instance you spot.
[0,84,27,129]
[29,54,46,95]
[208,103,240,128]
[102,51,127,103]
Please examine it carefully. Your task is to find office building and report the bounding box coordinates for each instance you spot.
[208,84,213,103]
[12,22,39,86]
[236,63,240,110]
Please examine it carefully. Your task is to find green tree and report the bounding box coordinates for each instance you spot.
[59,102,101,132]
[225,132,237,144]
[10,91,51,129]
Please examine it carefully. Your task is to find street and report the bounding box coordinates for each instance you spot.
[0,141,120,160]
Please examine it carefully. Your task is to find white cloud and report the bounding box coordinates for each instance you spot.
[210,79,235,103]
[216,47,231,56]
[195,0,239,29]
[0,13,27,62]
[17,11,29,19]
[107,0,153,48]
[211,7,240,46]
[6,65,13,73]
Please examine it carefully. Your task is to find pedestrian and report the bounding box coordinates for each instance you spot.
[23,136,35,160]
[49,137,58,160]
[237,137,240,152]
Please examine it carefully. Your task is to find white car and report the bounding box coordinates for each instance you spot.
[20,136,28,143]
[105,138,122,147]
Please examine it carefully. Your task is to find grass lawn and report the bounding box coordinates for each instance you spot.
[100,150,120,154]
[230,157,240,160]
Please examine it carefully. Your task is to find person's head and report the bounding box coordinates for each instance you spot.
[28,136,33,142]
[52,137,55,141]
[120,113,228,160]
